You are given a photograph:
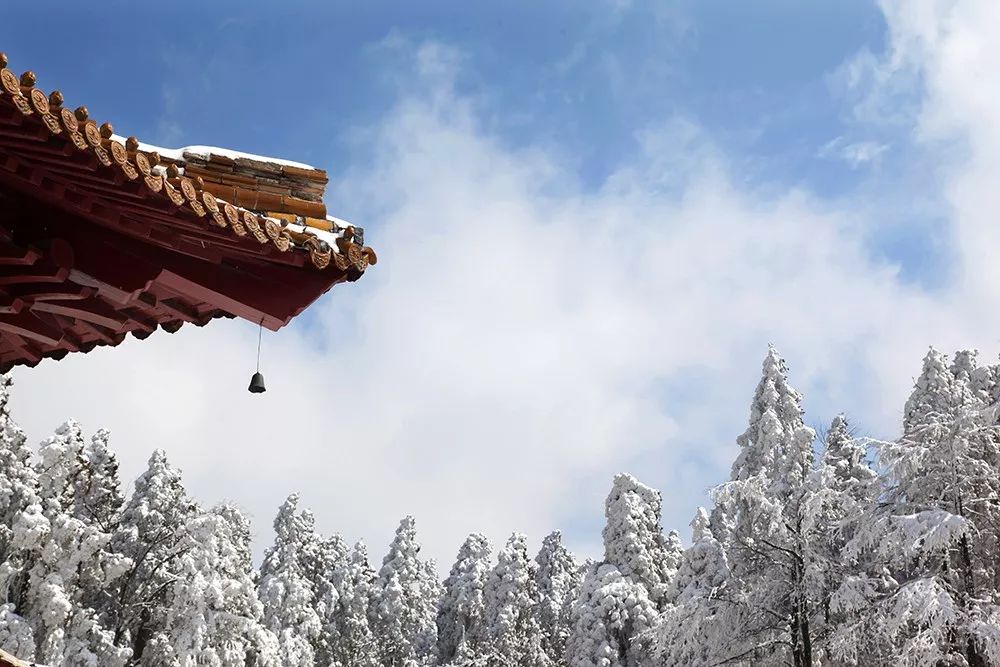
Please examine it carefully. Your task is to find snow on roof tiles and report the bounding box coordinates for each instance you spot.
[0,52,374,273]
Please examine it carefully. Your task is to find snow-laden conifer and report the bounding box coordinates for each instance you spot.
[146,504,279,666]
[481,533,548,666]
[76,429,125,533]
[534,530,580,664]
[307,532,348,665]
[654,508,730,666]
[110,448,197,664]
[710,346,819,665]
[0,375,38,657]
[258,494,323,667]
[372,515,441,666]
[9,423,132,666]
[602,474,673,609]
[437,533,492,662]
[565,562,657,667]
[0,375,36,564]
[326,541,379,666]
[842,349,1000,664]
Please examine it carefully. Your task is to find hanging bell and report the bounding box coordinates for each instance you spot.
[248,371,266,394]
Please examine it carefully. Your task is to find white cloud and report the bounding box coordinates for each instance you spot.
[818,137,888,167]
[10,7,1000,570]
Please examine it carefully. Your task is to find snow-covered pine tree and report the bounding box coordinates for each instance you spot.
[0,375,36,565]
[326,541,379,666]
[565,562,657,667]
[437,533,492,663]
[76,429,125,533]
[952,349,994,408]
[145,504,279,666]
[9,421,132,666]
[257,494,323,667]
[66,427,126,619]
[804,415,880,664]
[306,532,348,666]
[534,530,580,665]
[602,473,673,609]
[481,534,548,667]
[653,507,731,666]
[109,448,198,664]
[372,516,441,666]
[710,345,819,666]
[0,375,39,658]
[844,349,1000,665]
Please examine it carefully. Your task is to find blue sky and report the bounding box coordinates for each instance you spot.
[3,1,940,281]
[4,2,993,565]
[6,2,893,208]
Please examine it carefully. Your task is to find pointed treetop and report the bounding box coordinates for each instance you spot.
[373,515,440,666]
[903,348,967,435]
[822,415,875,487]
[483,533,548,666]
[437,532,494,661]
[690,507,712,543]
[352,539,371,564]
[731,346,816,489]
[272,493,316,545]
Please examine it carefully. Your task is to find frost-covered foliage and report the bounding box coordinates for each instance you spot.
[830,349,1000,665]
[151,505,280,666]
[258,495,323,667]
[534,530,580,664]
[602,474,674,609]
[654,508,730,666]
[373,516,441,666]
[111,448,197,665]
[0,375,36,565]
[326,541,379,667]
[480,534,549,666]
[695,346,821,666]
[566,563,657,667]
[8,344,1000,666]
[437,533,491,662]
[307,532,349,665]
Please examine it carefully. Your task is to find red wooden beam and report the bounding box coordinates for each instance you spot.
[0,309,63,346]
[31,298,129,332]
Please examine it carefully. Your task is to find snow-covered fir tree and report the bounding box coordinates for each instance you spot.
[372,515,441,666]
[326,541,379,667]
[0,375,36,565]
[843,349,1000,665]
[76,428,125,533]
[437,533,492,663]
[0,375,39,658]
[602,473,675,609]
[147,504,280,666]
[808,414,880,662]
[306,532,348,665]
[109,448,198,665]
[653,507,730,666]
[481,534,549,667]
[709,345,820,665]
[565,562,657,667]
[534,530,580,665]
[9,420,132,666]
[258,494,323,667]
